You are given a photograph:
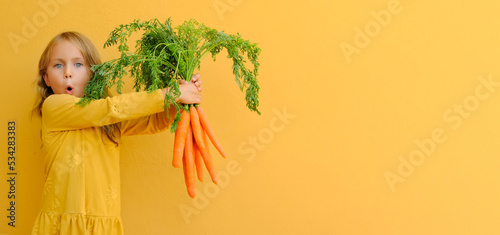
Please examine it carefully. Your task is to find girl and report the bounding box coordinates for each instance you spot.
[31,31,202,234]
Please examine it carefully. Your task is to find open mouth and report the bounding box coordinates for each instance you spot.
[66,86,74,94]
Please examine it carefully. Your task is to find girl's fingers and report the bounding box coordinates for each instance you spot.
[195,83,202,92]
[179,74,202,93]
[191,73,201,82]
[191,74,202,91]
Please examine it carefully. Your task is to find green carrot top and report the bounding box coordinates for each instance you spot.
[78,18,261,132]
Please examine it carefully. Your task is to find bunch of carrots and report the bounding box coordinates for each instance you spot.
[173,105,226,198]
[80,18,260,198]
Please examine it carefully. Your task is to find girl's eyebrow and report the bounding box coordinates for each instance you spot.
[50,57,85,62]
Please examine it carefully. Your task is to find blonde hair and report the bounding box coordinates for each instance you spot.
[33,31,119,144]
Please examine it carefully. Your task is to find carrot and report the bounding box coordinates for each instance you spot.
[183,125,196,198]
[202,129,211,156]
[200,151,218,184]
[172,109,190,168]
[196,106,227,158]
[189,106,206,149]
[197,140,218,184]
[193,141,204,182]
[200,130,216,183]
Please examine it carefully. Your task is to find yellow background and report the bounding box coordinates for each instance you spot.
[2,0,500,234]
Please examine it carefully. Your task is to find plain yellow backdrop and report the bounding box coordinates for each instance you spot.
[2,0,500,234]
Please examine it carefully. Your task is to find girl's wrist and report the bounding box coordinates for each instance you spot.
[163,88,182,103]
[162,88,167,98]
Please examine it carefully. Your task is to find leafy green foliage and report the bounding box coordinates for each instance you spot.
[78,18,261,132]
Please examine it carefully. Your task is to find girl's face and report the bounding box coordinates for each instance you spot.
[43,40,90,97]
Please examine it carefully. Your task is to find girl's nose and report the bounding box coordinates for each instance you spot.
[64,69,72,78]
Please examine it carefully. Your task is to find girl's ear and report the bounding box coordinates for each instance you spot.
[43,74,51,87]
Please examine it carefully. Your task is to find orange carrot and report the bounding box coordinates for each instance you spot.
[189,106,206,150]
[173,109,190,168]
[196,106,227,158]
[200,152,218,184]
[183,125,196,198]
[197,139,218,184]
[193,141,204,182]
[202,129,211,156]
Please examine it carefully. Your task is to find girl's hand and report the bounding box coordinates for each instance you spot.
[178,73,202,104]
[162,74,203,104]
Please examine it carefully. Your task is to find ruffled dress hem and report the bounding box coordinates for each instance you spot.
[31,212,124,235]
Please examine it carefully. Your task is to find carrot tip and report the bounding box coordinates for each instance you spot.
[172,162,182,168]
[188,186,196,198]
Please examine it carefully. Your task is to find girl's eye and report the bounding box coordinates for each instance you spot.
[54,64,63,68]
[75,63,84,68]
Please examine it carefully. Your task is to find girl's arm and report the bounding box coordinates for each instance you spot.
[42,74,203,132]
[42,90,167,132]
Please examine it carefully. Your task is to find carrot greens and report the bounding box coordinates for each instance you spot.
[78,18,261,132]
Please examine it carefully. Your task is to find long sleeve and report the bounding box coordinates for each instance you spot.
[41,90,166,132]
[119,108,174,136]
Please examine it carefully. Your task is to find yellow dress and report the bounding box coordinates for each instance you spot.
[31,90,171,235]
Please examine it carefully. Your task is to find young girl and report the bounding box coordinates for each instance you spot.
[31,31,202,234]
